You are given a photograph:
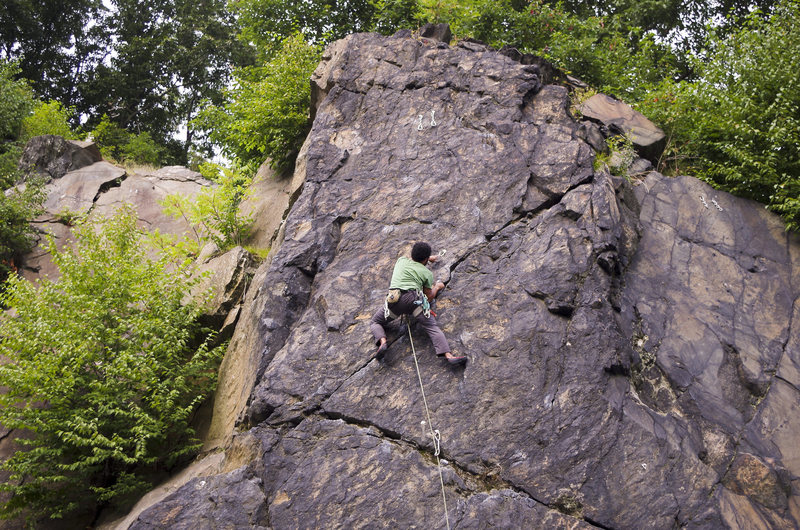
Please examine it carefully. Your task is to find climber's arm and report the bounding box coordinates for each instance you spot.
[423,280,445,303]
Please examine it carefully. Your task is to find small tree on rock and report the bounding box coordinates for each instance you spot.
[0,206,226,522]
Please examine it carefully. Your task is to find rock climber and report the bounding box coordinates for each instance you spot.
[370,242,467,365]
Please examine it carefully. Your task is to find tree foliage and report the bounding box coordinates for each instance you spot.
[0,61,62,283]
[540,0,778,57]
[0,0,108,106]
[0,60,35,143]
[161,164,254,252]
[83,0,248,164]
[0,178,45,283]
[19,101,78,142]
[439,0,678,100]
[195,34,321,174]
[89,115,164,166]
[639,1,800,229]
[232,0,375,59]
[0,206,225,521]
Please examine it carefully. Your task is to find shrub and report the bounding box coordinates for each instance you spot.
[0,61,35,142]
[450,0,679,101]
[638,1,800,229]
[0,61,36,190]
[161,164,254,251]
[370,0,423,34]
[0,206,226,521]
[0,178,46,283]
[0,145,24,190]
[89,114,130,161]
[121,131,164,166]
[19,101,78,141]
[90,115,165,166]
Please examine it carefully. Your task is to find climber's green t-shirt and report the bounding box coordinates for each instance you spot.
[389,256,434,291]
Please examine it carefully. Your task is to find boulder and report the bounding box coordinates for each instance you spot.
[18,135,102,182]
[189,245,254,332]
[580,93,666,163]
[419,22,452,44]
[19,163,216,282]
[113,31,800,528]
[239,162,300,251]
[92,166,214,234]
[40,161,125,220]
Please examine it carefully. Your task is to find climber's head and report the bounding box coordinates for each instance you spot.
[411,242,432,264]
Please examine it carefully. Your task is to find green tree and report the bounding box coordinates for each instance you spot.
[0,206,225,521]
[0,0,109,107]
[89,115,165,166]
[80,0,247,164]
[232,0,375,58]
[542,0,778,56]
[19,101,78,141]
[195,34,321,173]
[89,114,133,162]
[438,1,678,101]
[0,60,35,142]
[0,60,36,190]
[639,0,800,229]
[120,131,165,167]
[370,0,423,34]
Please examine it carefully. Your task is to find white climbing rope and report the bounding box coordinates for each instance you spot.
[406,317,451,530]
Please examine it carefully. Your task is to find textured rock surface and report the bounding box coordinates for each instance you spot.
[127,31,799,529]
[580,93,666,163]
[19,162,214,281]
[240,162,303,251]
[18,135,102,181]
[190,245,255,334]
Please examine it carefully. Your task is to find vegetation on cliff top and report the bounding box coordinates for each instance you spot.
[2,0,798,226]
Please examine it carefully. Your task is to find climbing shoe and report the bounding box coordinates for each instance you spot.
[376,342,388,360]
[445,355,467,366]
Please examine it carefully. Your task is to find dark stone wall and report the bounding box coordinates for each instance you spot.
[131,31,800,529]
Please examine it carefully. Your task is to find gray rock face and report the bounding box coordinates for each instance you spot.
[130,32,800,529]
[580,93,666,163]
[18,135,102,181]
[190,245,254,335]
[19,161,215,282]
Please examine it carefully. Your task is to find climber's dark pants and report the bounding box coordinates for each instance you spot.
[370,291,450,355]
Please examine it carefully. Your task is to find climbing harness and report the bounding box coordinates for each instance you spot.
[384,289,430,320]
[415,290,432,318]
[405,315,451,530]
